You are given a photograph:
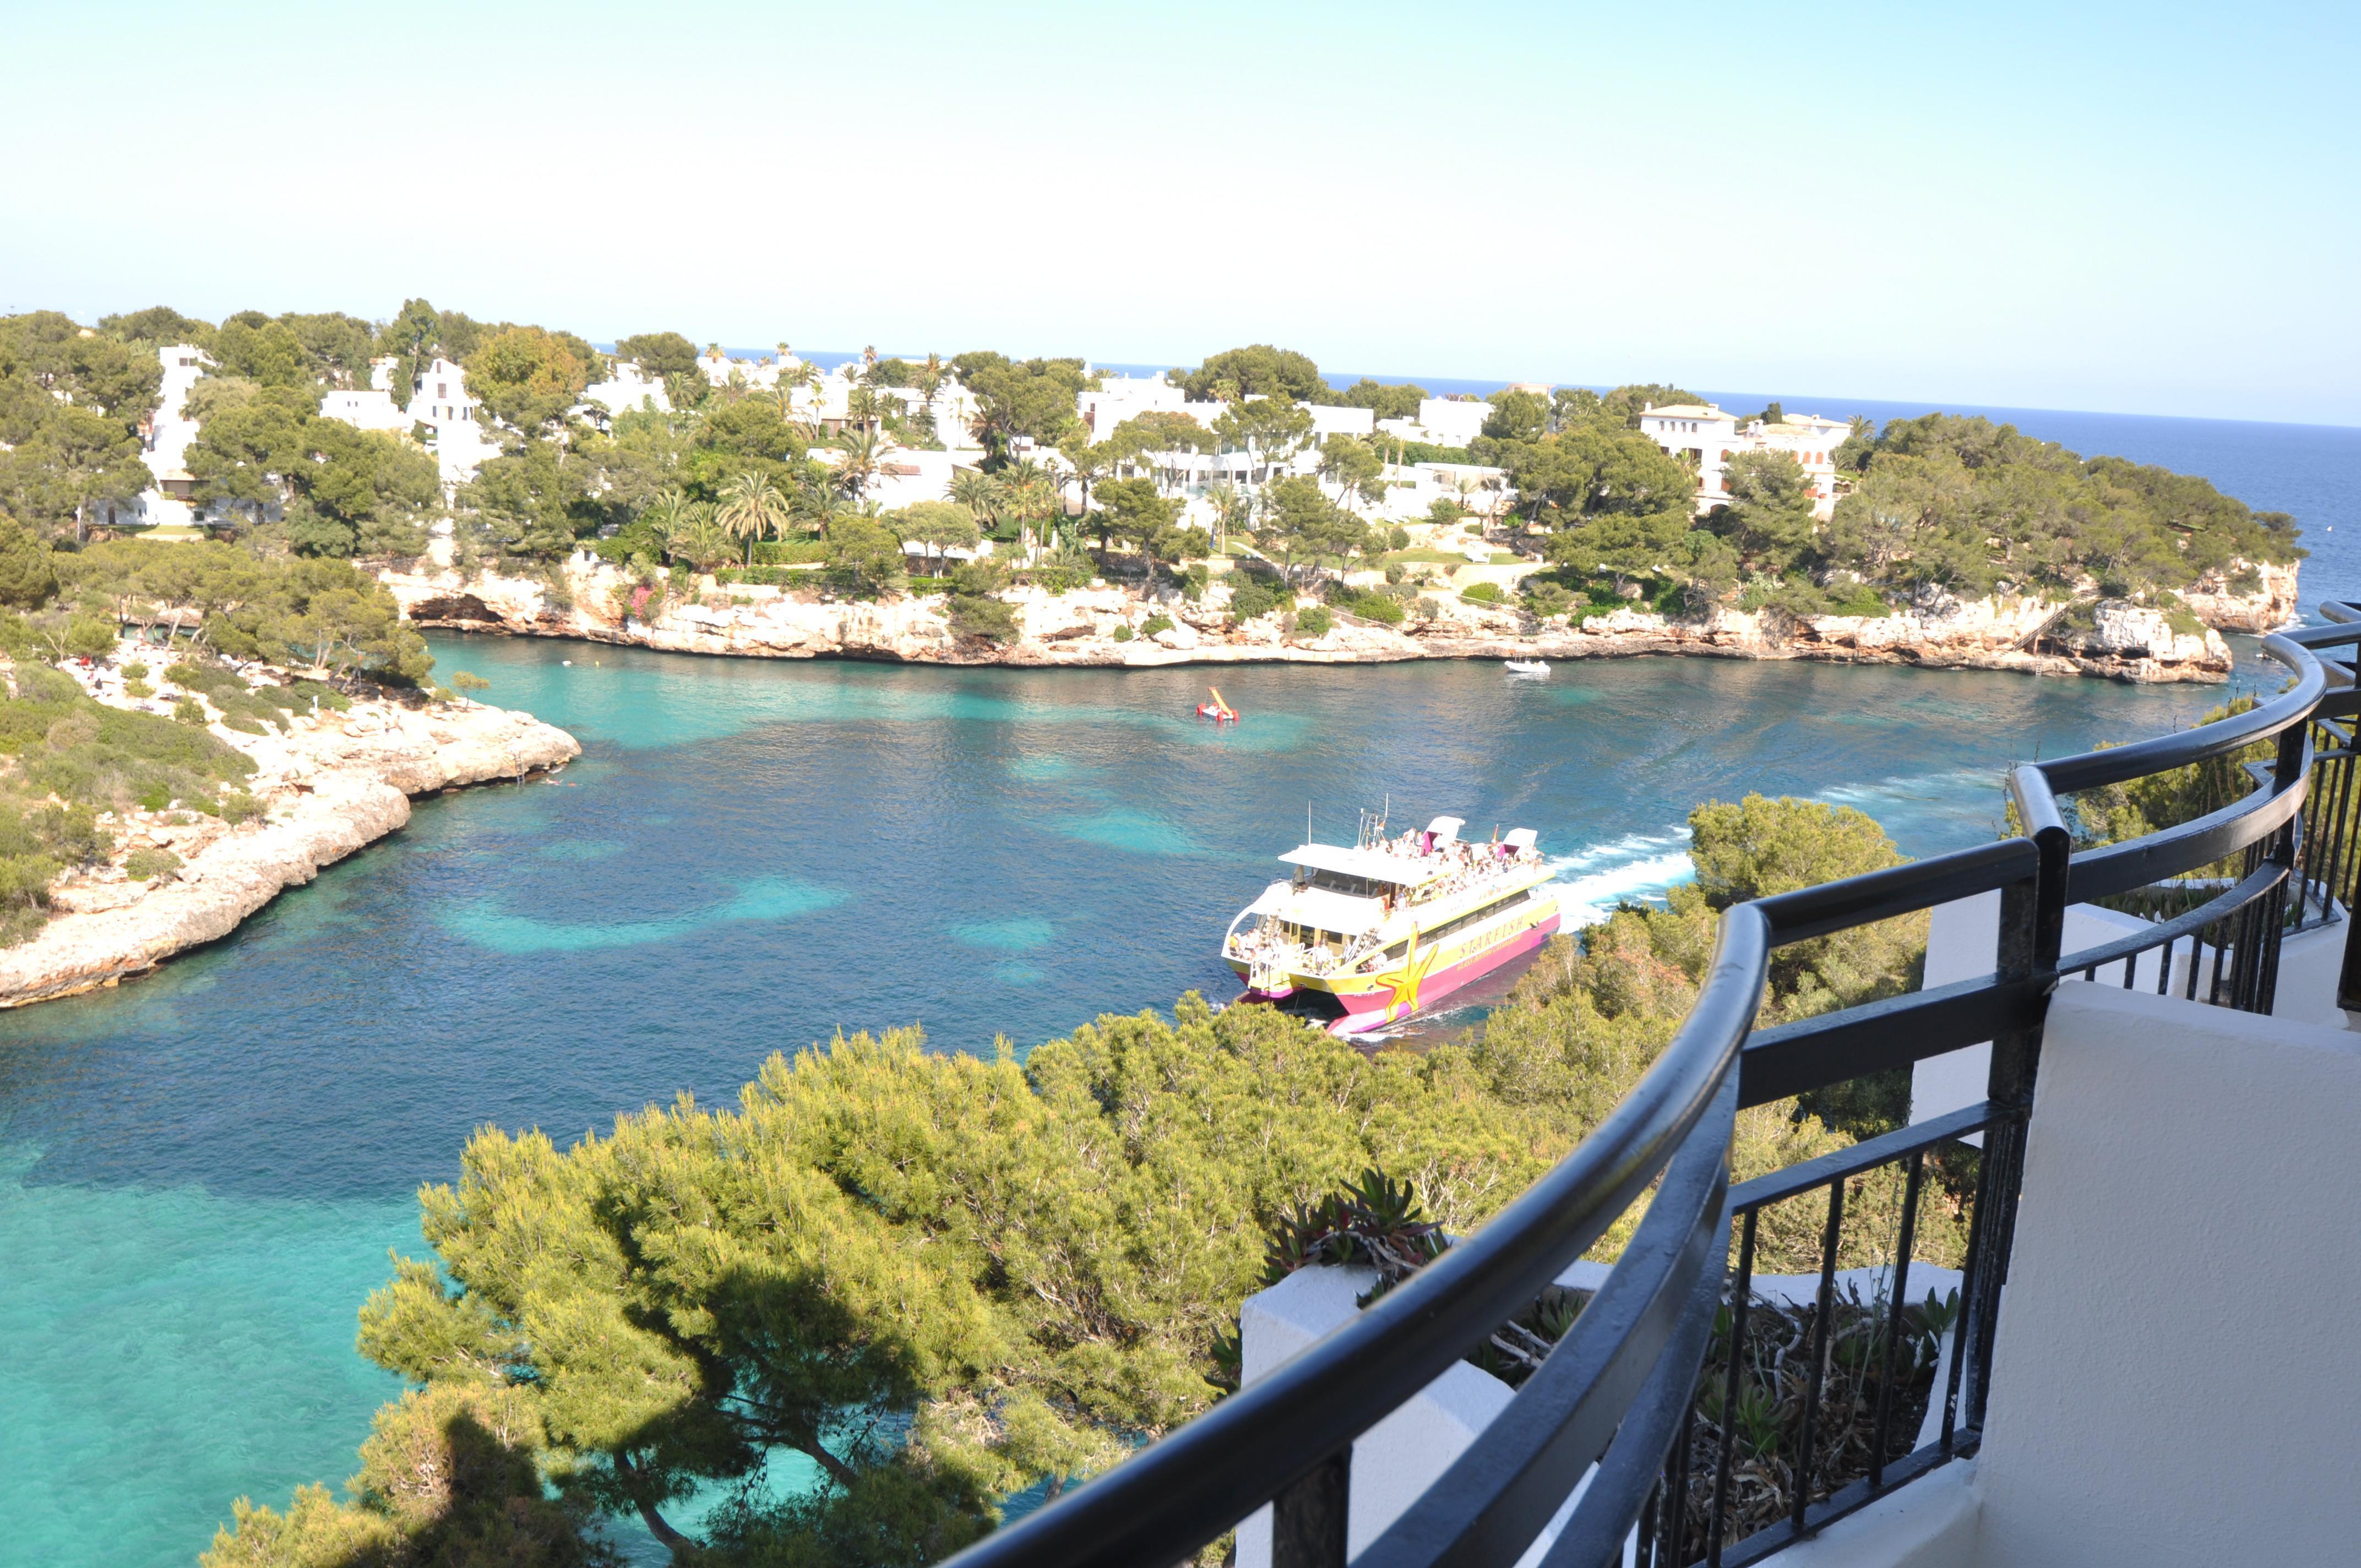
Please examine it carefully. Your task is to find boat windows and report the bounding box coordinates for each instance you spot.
[1298,869,1396,898]
[1418,888,1533,945]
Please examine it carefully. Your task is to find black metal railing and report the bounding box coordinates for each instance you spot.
[940,614,2361,1568]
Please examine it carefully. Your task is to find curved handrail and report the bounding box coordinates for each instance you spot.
[939,605,2354,1568]
[938,910,1771,1568]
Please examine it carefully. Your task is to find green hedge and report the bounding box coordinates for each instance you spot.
[749,539,831,565]
[1459,581,1504,605]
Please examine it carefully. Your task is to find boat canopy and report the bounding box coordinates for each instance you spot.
[1251,879,1389,935]
[1504,827,1539,853]
[1279,842,1439,888]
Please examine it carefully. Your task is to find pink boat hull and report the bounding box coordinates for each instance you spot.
[1325,912,1560,1033]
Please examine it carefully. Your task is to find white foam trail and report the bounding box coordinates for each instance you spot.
[1535,826,1696,929]
[1548,850,1697,929]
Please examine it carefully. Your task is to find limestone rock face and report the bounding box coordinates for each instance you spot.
[0,692,578,1009]
[381,556,2275,685]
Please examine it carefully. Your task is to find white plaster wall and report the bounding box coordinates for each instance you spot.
[1968,984,2361,1565]
[1754,1460,1981,1568]
[1912,892,2172,1130]
[1914,890,2358,1128]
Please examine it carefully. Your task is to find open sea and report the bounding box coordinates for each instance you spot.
[4,400,2357,1565]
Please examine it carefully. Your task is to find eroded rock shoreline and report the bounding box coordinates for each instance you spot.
[384,558,2300,686]
[0,690,578,1009]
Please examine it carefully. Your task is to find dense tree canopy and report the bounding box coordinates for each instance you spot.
[614,331,701,382]
[0,312,165,536]
[208,310,380,389]
[951,352,1087,459]
[183,380,439,557]
[1179,344,1328,403]
[467,326,600,432]
[1324,378,1427,420]
[208,795,1922,1567]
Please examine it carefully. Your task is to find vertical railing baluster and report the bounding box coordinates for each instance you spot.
[1662,1370,1699,1567]
[1705,1208,1758,1568]
[1271,1447,1349,1568]
[1869,1152,1924,1491]
[1792,1180,1846,1530]
[1942,1133,1993,1452]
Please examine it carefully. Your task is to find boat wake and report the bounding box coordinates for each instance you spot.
[1545,831,1695,928]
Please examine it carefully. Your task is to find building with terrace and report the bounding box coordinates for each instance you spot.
[933,614,2361,1568]
[1640,402,1854,519]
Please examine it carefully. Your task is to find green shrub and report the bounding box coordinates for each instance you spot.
[121,662,149,680]
[1140,614,1174,638]
[1112,624,1134,643]
[1387,526,1411,551]
[748,539,833,565]
[122,846,181,881]
[218,790,265,825]
[122,679,154,699]
[1337,591,1405,624]
[1413,596,1441,621]
[173,697,208,726]
[948,594,1019,644]
[714,565,807,587]
[1524,580,1575,616]
[1460,580,1504,605]
[1823,582,1891,618]
[1228,581,1280,622]
[1293,605,1333,638]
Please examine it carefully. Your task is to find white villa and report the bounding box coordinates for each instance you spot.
[1638,400,1853,519]
[580,363,672,422]
[1377,395,1492,450]
[133,343,214,534]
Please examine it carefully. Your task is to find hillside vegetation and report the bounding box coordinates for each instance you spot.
[204,796,1951,1568]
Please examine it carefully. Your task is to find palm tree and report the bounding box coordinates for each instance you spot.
[845,385,883,434]
[951,469,1002,533]
[835,428,897,500]
[716,470,794,564]
[794,471,851,536]
[663,500,732,574]
[1003,461,1060,562]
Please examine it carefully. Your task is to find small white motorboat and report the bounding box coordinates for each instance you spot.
[1504,660,1549,677]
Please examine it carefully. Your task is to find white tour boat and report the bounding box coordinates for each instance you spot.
[1223,814,1560,1033]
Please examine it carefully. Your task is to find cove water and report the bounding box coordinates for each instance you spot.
[0,640,2277,1564]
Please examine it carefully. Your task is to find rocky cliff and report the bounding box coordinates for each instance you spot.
[0,681,578,1009]
[385,556,2267,685]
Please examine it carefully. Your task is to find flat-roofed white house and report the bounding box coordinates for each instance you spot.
[1639,400,1852,519]
[1079,373,1201,439]
[1414,396,1491,448]
[1304,404,1376,439]
[580,364,673,422]
[319,388,409,433]
[134,343,215,533]
[405,356,499,483]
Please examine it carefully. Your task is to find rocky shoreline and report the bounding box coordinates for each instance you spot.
[0,682,579,1009]
[383,557,2300,686]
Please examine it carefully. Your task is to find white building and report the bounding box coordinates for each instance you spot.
[580,363,673,421]
[1638,401,1852,519]
[1303,404,1376,440]
[318,388,409,433]
[1078,374,1205,440]
[133,344,214,535]
[1411,396,1491,448]
[404,356,499,483]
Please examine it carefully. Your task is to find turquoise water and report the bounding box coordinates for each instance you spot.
[0,638,2257,1564]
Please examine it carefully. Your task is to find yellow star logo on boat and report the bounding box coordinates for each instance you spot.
[1372,934,1440,1021]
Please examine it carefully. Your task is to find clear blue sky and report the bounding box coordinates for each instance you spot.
[4,1,2354,423]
